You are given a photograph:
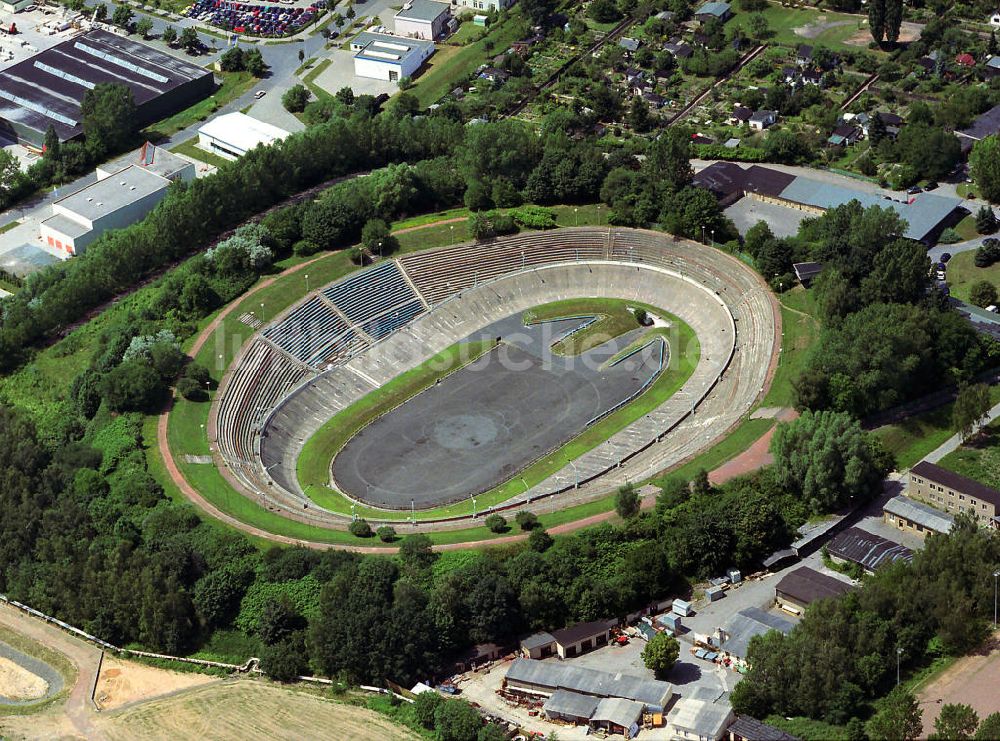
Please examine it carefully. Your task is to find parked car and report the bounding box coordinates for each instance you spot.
[940,252,952,263]
[987,305,998,314]
[907,186,923,194]
[936,270,946,280]
[925,181,939,190]
[254,90,266,99]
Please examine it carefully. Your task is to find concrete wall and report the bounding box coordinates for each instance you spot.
[882,510,931,538]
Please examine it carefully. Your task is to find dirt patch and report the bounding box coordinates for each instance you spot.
[794,18,856,39]
[844,20,922,47]
[918,636,1000,737]
[94,655,218,711]
[96,680,419,741]
[0,656,49,701]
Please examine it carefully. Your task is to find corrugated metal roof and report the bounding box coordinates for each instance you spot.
[884,495,954,533]
[550,619,615,646]
[729,714,800,741]
[667,698,734,737]
[543,689,599,719]
[520,632,555,651]
[827,526,913,571]
[505,658,673,708]
[696,1,730,16]
[774,566,853,605]
[720,608,794,659]
[592,697,644,728]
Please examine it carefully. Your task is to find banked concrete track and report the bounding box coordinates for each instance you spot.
[202,227,779,536]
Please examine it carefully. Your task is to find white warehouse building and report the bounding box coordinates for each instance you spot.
[197,112,290,161]
[40,166,174,257]
[394,0,452,40]
[351,31,435,82]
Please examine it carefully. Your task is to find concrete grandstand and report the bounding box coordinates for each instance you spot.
[207,227,779,530]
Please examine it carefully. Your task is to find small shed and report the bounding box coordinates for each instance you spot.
[672,599,693,617]
[706,586,725,602]
[727,569,742,584]
[659,613,682,632]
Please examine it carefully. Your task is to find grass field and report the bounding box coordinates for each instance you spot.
[936,418,1000,487]
[297,298,698,521]
[96,681,420,741]
[143,71,256,141]
[524,298,647,356]
[875,405,957,470]
[729,5,866,51]
[944,249,998,304]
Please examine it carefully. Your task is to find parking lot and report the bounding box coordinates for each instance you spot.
[0,6,84,70]
[724,197,808,239]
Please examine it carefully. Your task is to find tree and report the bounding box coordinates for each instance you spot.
[884,0,903,44]
[94,3,108,20]
[162,25,178,45]
[361,218,398,258]
[100,360,163,412]
[80,83,137,156]
[377,525,397,542]
[179,26,199,52]
[953,383,992,441]
[336,86,355,106]
[969,281,998,308]
[484,514,507,533]
[413,691,444,728]
[298,49,305,64]
[645,129,693,193]
[642,632,680,679]
[975,713,1000,740]
[0,149,21,203]
[435,700,483,741]
[748,13,770,40]
[588,0,621,22]
[628,96,653,133]
[867,688,923,741]
[282,84,310,113]
[528,528,553,552]
[260,634,308,682]
[615,482,640,518]
[112,4,133,28]
[932,704,979,741]
[243,48,267,77]
[868,0,886,44]
[977,206,999,235]
[520,0,555,25]
[258,595,304,645]
[136,17,153,38]
[971,137,1000,204]
[771,410,890,513]
[349,519,372,537]
[896,125,960,181]
[515,510,538,531]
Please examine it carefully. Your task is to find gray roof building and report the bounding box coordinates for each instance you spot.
[884,495,955,534]
[543,689,599,720]
[729,714,801,740]
[774,566,853,610]
[395,0,450,21]
[505,658,675,710]
[719,608,795,660]
[592,697,645,729]
[0,29,213,146]
[668,698,735,741]
[957,103,1000,144]
[827,526,913,571]
[97,141,196,183]
[51,166,170,224]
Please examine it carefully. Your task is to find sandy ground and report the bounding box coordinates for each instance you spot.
[794,19,856,40]
[95,681,420,741]
[94,655,218,711]
[918,634,1000,737]
[845,21,922,46]
[0,656,49,701]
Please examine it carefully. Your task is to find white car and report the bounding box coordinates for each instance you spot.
[254,90,266,99]
[987,305,998,314]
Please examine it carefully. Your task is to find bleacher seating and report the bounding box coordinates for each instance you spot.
[398,228,610,304]
[321,261,422,326]
[216,339,311,467]
[362,298,425,341]
[262,295,350,364]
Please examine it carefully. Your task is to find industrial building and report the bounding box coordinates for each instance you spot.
[716,608,795,666]
[694,162,963,244]
[504,658,676,712]
[826,526,913,573]
[773,566,853,615]
[197,112,290,161]
[667,697,735,741]
[541,691,645,737]
[518,619,615,659]
[727,715,800,741]
[0,29,214,147]
[908,460,1000,528]
[394,0,452,40]
[39,163,176,256]
[96,141,196,183]
[883,495,955,537]
[350,31,435,82]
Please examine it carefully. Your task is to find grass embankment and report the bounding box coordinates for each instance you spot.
[301,58,334,104]
[297,298,699,521]
[0,624,76,715]
[144,71,257,141]
[729,5,866,52]
[937,417,1000,486]
[170,139,233,170]
[524,298,648,356]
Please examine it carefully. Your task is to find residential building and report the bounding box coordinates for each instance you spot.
[504,658,676,712]
[827,526,913,573]
[0,29,213,147]
[730,105,753,125]
[883,494,955,537]
[451,0,515,11]
[197,112,290,161]
[748,110,777,130]
[774,566,853,615]
[828,124,862,146]
[956,103,1000,153]
[694,1,732,22]
[619,37,642,53]
[796,44,813,66]
[40,165,175,257]
[908,460,1000,528]
[394,0,452,40]
[986,56,1000,78]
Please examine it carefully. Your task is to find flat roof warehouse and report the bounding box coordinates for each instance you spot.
[0,29,214,146]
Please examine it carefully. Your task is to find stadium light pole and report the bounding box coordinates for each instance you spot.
[351,502,356,522]
[896,647,903,686]
[574,207,579,226]
[567,458,579,489]
[411,498,415,525]
[994,569,1000,628]
[378,241,383,260]
[260,302,265,323]
[521,477,530,503]
[305,273,309,293]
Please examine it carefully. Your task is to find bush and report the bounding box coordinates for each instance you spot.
[634,308,650,326]
[528,527,553,552]
[376,525,397,542]
[509,205,556,229]
[349,519,372,538]
[977,206,999,235]
[515,510,538,531]
[937,228,962,245]
[176,375,207,401]
[292,239,320,257]
[970,280,998,308]
[468,211,518,240]
[413,690,444,728]
[282,84,310,113]
[615,482,640,519]
[484,514,507,533]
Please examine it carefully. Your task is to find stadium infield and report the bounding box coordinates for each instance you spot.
[332,315,666,508]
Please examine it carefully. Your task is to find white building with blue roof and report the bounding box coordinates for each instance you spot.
[351,32,435,82]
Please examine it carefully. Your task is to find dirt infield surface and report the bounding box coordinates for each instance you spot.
[918,635,1000,737]
[0,656,49,702]
[333,316,662,508]
[96,681,420,741]
[94,655,217,711]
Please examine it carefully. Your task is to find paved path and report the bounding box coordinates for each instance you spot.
[0,603,105,740]
[708,408,798,485]
[921,399,1000,464]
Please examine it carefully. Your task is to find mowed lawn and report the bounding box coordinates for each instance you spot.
[729,5,867,52]
[945,249,999,304]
